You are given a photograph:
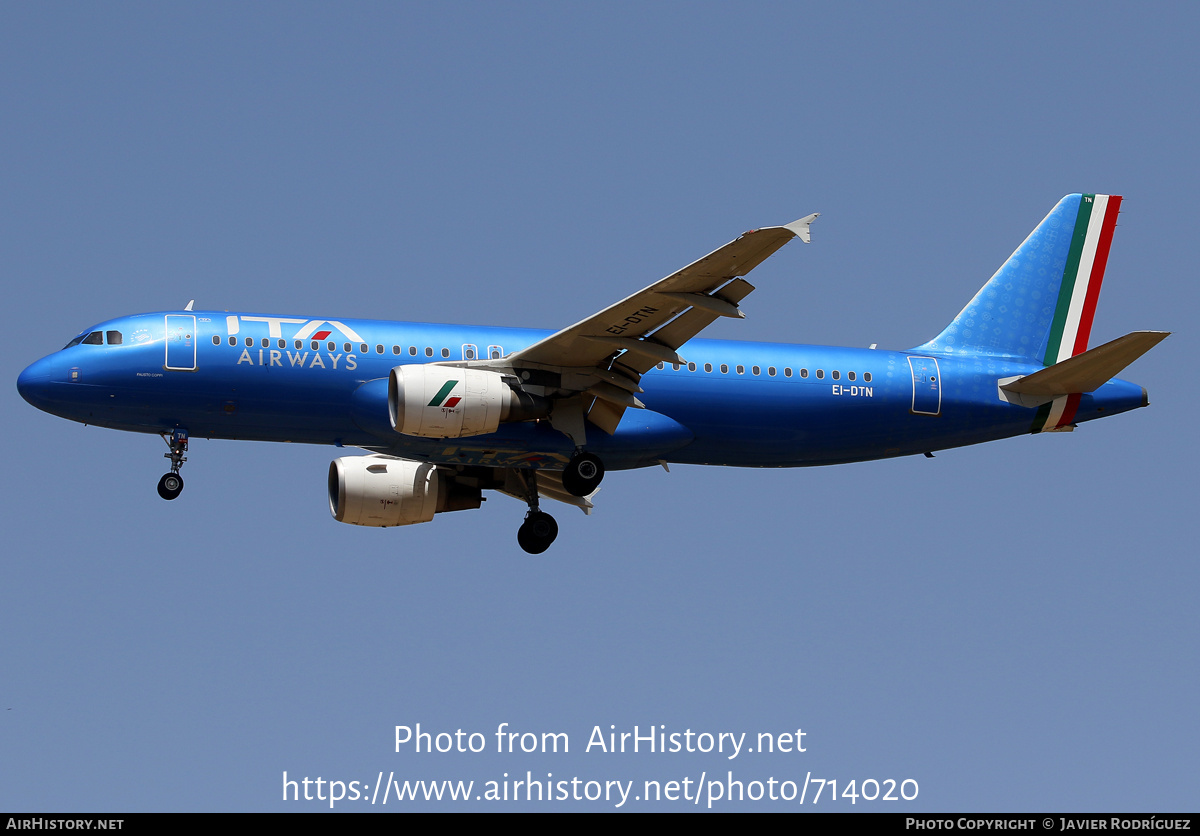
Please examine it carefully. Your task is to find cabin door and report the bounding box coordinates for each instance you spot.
[165,315,197,371]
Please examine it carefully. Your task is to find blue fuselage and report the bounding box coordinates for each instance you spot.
[17,310,1148,471]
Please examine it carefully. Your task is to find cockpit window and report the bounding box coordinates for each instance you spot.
[63,329,126,349]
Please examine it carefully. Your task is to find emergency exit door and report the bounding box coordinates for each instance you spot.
[907,356,941,415]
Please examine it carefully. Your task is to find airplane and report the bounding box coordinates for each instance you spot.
[17,194,1167,554]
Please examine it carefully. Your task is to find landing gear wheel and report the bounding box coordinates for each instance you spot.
[517,511,558,554]
[561,452,604,497]
[157,472,184,501]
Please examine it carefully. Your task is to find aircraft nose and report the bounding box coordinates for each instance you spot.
[17,356,57,410]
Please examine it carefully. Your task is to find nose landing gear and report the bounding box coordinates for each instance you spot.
[157,429,188,501]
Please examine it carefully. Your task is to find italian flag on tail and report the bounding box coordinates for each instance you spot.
[1033,194,1122,433]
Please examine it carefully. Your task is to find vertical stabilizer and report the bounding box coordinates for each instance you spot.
[915,194,1122,364]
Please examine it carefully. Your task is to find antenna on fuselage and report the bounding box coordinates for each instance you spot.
[184,300,195,311]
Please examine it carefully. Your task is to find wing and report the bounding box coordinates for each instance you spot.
[501,213,819,433]
[496,468,597,515]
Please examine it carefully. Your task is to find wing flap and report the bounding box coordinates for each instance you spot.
[587,397,626,435]
[648,278,756,358]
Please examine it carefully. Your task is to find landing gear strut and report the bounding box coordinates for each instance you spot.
[561,451,604,497]
[516,471,558,554]
[157,429,188,501]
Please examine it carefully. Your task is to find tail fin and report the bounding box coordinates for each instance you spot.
[915,194,1122,364]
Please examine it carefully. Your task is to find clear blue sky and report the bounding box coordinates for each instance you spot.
[3,2,1196,811]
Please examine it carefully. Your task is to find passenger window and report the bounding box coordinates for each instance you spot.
[409,346,417,356]
[261,338,269,348]
[864,372,872,382]
[106,331,123,345]
[360,344,369,353]
[212,336,220,345]
[736,365,745,375]
[720,364,729,374]
[229,337,237,346]
[672,363,680,371]
[311,341,319,350]
[832,370,840,380]
[752,366,760,375]
[327,342,335,351]
[245,337,254,347]
[704,363,713,373]
[425,347,433,357]
[800,368,808,378]
[376,345,384,354]
[767,366,776,376]
[657,362,664,370]
[688,362,696,372]
[848,371,856,381]
[784,367,792,378]
[441,348,450,358]
[295,340,302,349]
[393,346,401,355]
[816,369,824,379]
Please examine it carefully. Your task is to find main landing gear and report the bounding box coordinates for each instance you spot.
[516,470,558,554]
[518,511,559,555]
[561,450,604,497]
[157,429,188,501]
[513,452,605,553]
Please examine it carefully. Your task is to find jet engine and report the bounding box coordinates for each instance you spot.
[328,455,482,527]
[388,365,548,438]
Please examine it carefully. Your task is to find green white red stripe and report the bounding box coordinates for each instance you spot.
[1031,392,1082,433]
[1042,194,1122,366]
[1034,194,1121,432]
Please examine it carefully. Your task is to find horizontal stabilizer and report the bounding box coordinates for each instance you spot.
[1001,331,1169,397]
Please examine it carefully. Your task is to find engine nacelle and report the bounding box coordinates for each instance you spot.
[388,364,548,438]
[328,455,481,527]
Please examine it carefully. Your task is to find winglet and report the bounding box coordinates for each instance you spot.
[784,213,820,243]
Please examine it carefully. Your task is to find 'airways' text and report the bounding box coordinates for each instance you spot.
[236,348,359,371]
